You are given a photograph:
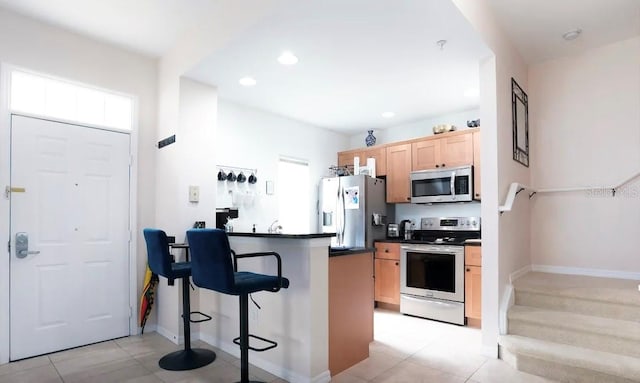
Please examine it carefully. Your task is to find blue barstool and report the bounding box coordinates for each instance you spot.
[186,228,290,383]
[143,228,217,371]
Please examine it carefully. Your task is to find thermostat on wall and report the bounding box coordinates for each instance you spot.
[266,181,275,195]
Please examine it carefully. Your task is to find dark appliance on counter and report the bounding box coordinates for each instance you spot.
[400,216,480,325]
[319,175,387,249]
[410,165,473,204]
[399,219,412,240]
[387,223,400,238]
[215,208,238,230]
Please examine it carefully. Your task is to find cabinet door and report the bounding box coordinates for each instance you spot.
[363,146,387,176]
[337,151,363,168]
[440,132,473,168]
[385,143,412,203]
[465,265,482,319]
[374,258,400,305]
[374,242,400,261]
[411,139,440,171]
[465,245,482,267]
[473,131,481,200]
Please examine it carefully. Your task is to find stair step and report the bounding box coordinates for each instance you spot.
[499,334,640,383]
[514,272,640,321]
[508,305,640,358]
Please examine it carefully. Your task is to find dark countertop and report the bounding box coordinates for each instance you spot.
[228,232,336,239]
[329,247,375,257]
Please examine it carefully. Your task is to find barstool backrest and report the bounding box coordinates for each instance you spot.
[143,228,173,278]
[186,229,236,294]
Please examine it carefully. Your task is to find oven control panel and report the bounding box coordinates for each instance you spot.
[420,216,480,231]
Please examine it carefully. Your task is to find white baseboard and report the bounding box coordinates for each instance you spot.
[532,264,640,281]
[481,344,498,359]
[509,265,532,283]
[499,284,514,335]
[155,325,180,345]
[199,333,328,383]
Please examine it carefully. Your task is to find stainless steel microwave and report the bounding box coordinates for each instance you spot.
[410,165,473,203]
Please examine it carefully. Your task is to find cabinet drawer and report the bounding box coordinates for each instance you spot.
[465,246,482,266]
[375,242,401,260]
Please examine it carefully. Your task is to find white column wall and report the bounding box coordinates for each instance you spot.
[452,0,531,356]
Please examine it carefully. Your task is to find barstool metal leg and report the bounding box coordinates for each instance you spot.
[157,277,217,371]
[237,294,263,383]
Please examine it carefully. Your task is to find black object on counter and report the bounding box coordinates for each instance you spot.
[215,208,239,230]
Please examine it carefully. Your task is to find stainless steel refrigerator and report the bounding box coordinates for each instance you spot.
[319,175,387,249]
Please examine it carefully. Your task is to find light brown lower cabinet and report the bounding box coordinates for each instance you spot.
[374,258,400,305]
[329,252,374,376]
[374,242,401,306]
[464,245,482,327]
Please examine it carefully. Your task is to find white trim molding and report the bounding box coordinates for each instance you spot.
[509,265,532,284]
[499,284,514,335]
[532,264,640,281]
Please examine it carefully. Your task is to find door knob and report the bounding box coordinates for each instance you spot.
[15,232,40,258]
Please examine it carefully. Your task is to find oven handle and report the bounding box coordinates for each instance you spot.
[401,245,461,253]
[450,170,456,199]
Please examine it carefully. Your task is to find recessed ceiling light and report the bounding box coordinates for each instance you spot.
[238,77,257,87]
[381,112,395,119]
[562,29,582,41]
[464,88,479,98]
[278,51,299,65]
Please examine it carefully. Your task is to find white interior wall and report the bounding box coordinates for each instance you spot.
[348,108,480,148]
[0,8,157,364]
[216,100,350,233]
[530,36,640,275]
[153,0,289,340]
[452,0,530,356]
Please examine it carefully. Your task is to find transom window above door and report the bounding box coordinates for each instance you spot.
[9,69,133,131]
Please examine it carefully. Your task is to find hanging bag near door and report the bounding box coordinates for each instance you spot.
[139,264,159,334]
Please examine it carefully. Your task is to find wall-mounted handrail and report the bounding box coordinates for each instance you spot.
[498,183,536,213]
[498,170,640,214]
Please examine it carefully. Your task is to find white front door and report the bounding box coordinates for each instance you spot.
[9,115,131,360]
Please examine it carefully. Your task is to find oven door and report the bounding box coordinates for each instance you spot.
[400,245,464,302]
[410,165,473,203]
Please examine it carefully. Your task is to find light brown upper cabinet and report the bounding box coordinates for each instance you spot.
[473,131,481,200]
[385,143,411,203]
[412,132,474,171]
[337,146,386,176]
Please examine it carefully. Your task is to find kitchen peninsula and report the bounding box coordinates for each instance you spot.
[195,232,372,383]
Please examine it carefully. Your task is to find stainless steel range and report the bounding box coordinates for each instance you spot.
[400,216,480,325]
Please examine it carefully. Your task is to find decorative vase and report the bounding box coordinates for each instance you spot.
[365,130,376,147]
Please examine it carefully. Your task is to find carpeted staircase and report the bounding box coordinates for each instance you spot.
[498,272,640,383]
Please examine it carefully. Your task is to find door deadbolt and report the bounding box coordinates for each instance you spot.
[15,232,40,258]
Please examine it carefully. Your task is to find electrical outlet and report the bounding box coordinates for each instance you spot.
[189,185,199,203]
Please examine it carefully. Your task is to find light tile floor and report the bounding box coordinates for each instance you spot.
[0,309,556,383]
[332,309,557,383]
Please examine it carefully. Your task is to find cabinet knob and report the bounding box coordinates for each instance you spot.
[395,262,399,266]
[435,164,440,168]
[384,249,389,253]
[475,193,480,197]
[406,197,411,201]
[442,163,446,167]
[466,268,471,272]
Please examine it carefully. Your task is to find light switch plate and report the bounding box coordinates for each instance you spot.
[189,185,200,202]
[266,181,275,195]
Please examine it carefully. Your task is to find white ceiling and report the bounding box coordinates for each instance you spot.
[486,0,640,64]
[186,0,491,133]
[1,0,637,133]
[0,0,224,57]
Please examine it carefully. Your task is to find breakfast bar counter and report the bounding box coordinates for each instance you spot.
[197,232,335,383]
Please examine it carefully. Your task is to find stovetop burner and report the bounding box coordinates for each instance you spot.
[407,216,481,245]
